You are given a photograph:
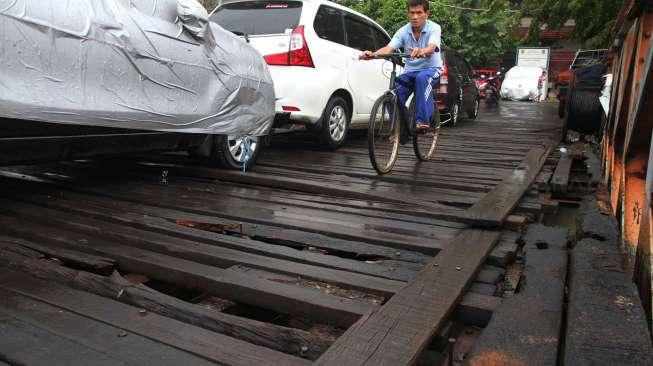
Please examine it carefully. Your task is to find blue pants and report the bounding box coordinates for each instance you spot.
[396,67,441,125]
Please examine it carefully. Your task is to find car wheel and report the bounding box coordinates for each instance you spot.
[210,134,263,170]
[318,96,349,149]
[467,97,479,120]
[450,102,460,126]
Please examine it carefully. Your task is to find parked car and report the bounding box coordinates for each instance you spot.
[500,65,545,101]
[0,0,274,169]
[210,0,398,148]
[438,49,480,126]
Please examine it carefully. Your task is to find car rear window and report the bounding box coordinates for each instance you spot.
[210,1,302,35]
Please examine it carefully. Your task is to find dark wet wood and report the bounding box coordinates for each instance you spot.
[464,146,552,227]
[551,155,572,193]
[0,268,310,366]
[314,229,501,366]
[0,102,563,363]
[0,291,218,366]
[0,247,329,359]
[0,182,434,264]
[0,215,373,327]
[0,235,113,273]
[0,199,404,294]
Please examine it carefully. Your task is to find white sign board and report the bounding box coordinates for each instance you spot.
[516,47,550,69]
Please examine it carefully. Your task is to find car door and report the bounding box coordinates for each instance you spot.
[312,5,349,78]
[343,14,388,122]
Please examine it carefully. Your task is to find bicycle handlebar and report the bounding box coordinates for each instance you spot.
[369,53,412,63]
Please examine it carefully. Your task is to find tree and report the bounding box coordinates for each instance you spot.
[520,0,622,49]
[337,0,519,66]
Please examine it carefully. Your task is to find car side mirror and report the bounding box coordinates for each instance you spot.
[177,0,210,39]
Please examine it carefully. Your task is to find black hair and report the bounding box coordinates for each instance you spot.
[408,0,429,12]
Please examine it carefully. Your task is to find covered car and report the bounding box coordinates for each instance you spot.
[0,0,274,168]
[500,66,545,101]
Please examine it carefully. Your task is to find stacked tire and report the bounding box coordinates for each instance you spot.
[565,89,602,135]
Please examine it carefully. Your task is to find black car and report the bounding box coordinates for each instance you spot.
[437,49,480,126]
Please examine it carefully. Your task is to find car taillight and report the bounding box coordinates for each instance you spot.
[263,26,314,67]
[440,63,448,84]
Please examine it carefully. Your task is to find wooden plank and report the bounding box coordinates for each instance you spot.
[463,146,552,227]
[0,247,330,359]
[551,155,572,193]
[67,183,456,253]
[0,199,405,294]
[0,291,217,366]
[0,308,127,366]
[467,224,567,366]
[0,268,310,366]
[314,229,501,366]
[0,215,372,327]
[229,265,507,330]
[18,196,422,281]
[534,167,553,191]
[1,184,433,264]
[133,162,463,216]
[0,235,114,273]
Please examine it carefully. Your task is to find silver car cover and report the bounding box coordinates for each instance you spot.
[0,0,275,136]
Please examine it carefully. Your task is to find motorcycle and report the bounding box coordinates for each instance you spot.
[482,74,501,107]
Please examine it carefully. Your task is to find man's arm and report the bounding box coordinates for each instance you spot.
[359,45,396,60]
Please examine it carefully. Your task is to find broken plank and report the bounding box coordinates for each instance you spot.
[314,229,501,366]
[463,146,551,227]
[229,265,506,331]
[0,215,372,328]
[0,247,330,359]
[0,269,310,366]
[0,200,404,294]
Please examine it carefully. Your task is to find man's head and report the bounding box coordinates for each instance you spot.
[542,70,547,75]
[408,0,429,30]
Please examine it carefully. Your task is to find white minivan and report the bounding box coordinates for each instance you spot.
[210,0,394,149]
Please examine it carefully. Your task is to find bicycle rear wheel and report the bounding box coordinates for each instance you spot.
[411,99,441,161]
[368,93,400,174]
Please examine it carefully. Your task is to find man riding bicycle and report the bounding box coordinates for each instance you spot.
[360,0,443,132]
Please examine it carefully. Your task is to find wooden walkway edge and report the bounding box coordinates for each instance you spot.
[463,145,552,227]
[314,229,501,366]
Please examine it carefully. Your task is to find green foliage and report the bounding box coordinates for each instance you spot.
[337,0,519,66]
[520,0,622,48]
[201,0,219,12]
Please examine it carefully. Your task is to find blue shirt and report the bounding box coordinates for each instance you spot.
[388,20,443,73]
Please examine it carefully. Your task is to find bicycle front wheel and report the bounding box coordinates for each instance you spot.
[368,93,400,174]
[412,100,441,161]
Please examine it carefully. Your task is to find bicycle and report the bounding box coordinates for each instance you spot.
[367,53,442,175]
